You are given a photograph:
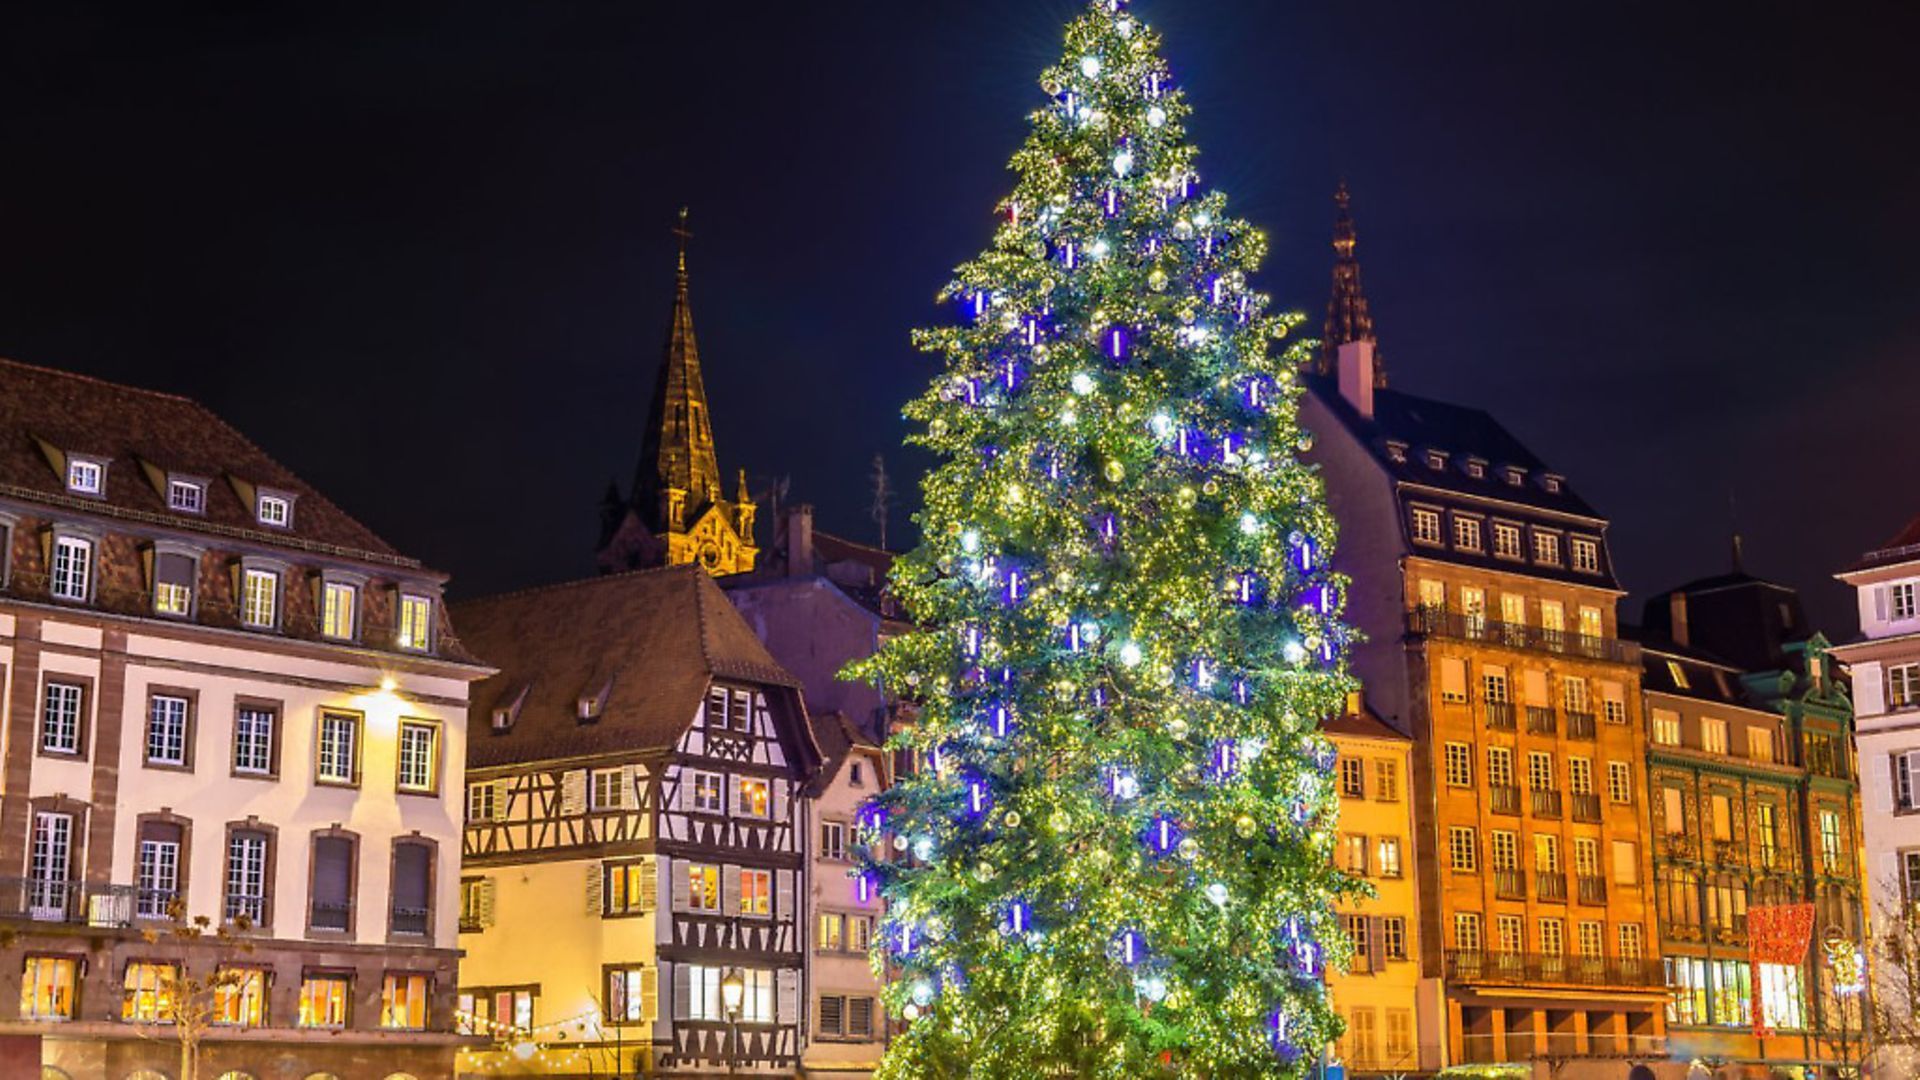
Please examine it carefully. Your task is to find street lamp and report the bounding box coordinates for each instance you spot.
[720,967,746,1077]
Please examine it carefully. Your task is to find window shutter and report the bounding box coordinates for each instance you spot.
[480,878,497,927]
[1877,587,1890,622]
[775,868,795,920]
[777,969,799,1025]
[314,837,352,908]
[641,966,659,1022]
[672,964,690,1022]
[671,859,690,913]
[1440,658,1466,700]
[819,994,844,1036]
[491,780,510,822]
[1368,917,1387,972]
[394,843,432,913]
[639,858,659,913]
[619,765,638,810]
[1876,755,1900,814]
[672,769,686,813]
[586,862,604,916]
[1522,670,1549,707]
[849,996,875,1038]
[772,778,788,824]
[723,865,742,915]
[561,770,587,816]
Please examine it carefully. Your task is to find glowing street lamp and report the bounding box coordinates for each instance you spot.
[719,967,746,1077]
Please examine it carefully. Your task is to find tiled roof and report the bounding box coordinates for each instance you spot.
[805,710,885,796]
[0,357,412,567]
[1846,514,1920,573]
[1321,709,1408,741]
[456,564,808,770]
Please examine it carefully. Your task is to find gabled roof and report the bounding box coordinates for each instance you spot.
[1845,514,1920,574]
[456,564,806,769]
[0,357,412,567]
[805,709,886,796]
[1321,707,1409,742]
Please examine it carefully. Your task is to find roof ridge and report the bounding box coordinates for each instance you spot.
[0,356,198,405]
[691,568,720,672]
[453,563,698,609]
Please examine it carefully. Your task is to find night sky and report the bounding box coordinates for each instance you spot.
[3,1,1916,635]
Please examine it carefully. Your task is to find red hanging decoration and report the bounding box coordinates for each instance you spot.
[1746,903,1816,1037]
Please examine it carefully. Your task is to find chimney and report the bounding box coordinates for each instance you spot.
[1668,592,1690,647]
[786,504,815,578]
[1337,340,1376,419]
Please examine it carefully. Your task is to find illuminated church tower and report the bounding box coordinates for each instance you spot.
[597,210,758,576]
[1314,181,1388,388]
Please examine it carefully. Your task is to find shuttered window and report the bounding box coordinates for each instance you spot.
[153,551,196,616]
[311,836,354,931]
[391,842,432,936]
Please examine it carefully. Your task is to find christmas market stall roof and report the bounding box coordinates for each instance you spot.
[455,563,818,771]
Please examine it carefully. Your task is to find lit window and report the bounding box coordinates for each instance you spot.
[21,955,78,1020]
[1578,606,1603,640]
[688,864,721,912]
[1453,515,1483,552]
[1746,727,1775,762]
[1571,537,1601,573]
[316,711,359,785]
[1487,748,1513,787]
[1444,743,1473,787]
[67,458,103,494]
[684,965,772,1023]
[40,682,84,755]
[1662,787,1687,835]
[241,568,278,629]
[225,831,268,925]
[740,868,773,916]
[298,974,350,1027]
[1453,913,1482,951]
[122,962,178,1022]
[381,973,429,1029]
[1650,709,1681,746]
[1533,531,1561,565]
[1608,761,1633,804]
[1448,827,1478,872]
[1527,751,1556,793]
[1578,921,1604,959]
[1494,916,1521,954]
[257,494,291,528]
[690,770,724,813]
[153,551,195,616]
[1341,833,1369,875]
[1377,837,1403,878]
[604,861,650,916]
[1382,917,1407,960]
[397,594,433,651]
[608,967,657,1023]
[1492,523,1522,559]
[167,479,204,513]
[234,707,275,776]
[1889,664,1920,710]
[397,721,437,793]
[1418,578,1446,611]
[1538,917,1564,956]
[1409,508,1441,545]
[736,777,771,818]
[1339,757,1365,798]
[1490,830,1517,871]
[1702,718,1729,755]
[820,822,846,861]
[146,694,189,766]
[820,912,845,950]
[1619,923,1643,962]
[1374,760,1399,801]
[1569,758,1593,795]
[50,536,92,602]
[1667,660,1691,690]
[321,581,357,640]
[214,968,267,1026]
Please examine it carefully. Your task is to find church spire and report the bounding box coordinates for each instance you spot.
[633,207,724,530]
[1318,181,1386,388]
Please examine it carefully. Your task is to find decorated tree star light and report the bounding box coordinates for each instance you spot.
[852,2,1359,1076]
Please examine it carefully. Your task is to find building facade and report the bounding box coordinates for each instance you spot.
[1301,193,1666,1071]
[799,713,889,1079]
[453,566,822,1076]
[1325,704,1443,1076]
[0,358,486,1080]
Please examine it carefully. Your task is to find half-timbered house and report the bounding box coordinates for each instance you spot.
[453,564,821,1076]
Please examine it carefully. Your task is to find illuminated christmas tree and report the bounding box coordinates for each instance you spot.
[854,2,1357,1075]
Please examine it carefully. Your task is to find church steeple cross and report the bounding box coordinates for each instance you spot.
[672,206,693,276]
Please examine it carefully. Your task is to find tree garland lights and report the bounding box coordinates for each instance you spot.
[851,2,1360,1076]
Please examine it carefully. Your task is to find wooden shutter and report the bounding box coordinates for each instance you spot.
[772,778,788,825]
[775,868,795,921]
[723,865,742,915]
[1440,658,1466,700]
[818,994,844,1036]
[491,780,510,822]
[1876,586,1890,622]
[480,878,498,927]
[1522,670,1549,707]
[619,765,638,810]
[561,770,587,816]
[671,859,690,913]
[641,966,659,1022]
[671,963,691,1021]
[849,996,875,1038]
[670,769,685,813]
[586,862,604,916]
[777,969,799,1024]
[638,858,659,913]
[1368,917,1387,972]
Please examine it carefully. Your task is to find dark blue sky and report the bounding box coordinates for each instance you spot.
[2,1,1915,634]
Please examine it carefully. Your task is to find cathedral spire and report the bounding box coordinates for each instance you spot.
[633,207,724,528]
[1318,181,1386,387]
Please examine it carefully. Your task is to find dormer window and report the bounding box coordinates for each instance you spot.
[1464,458,1487,480]
[66,458,104,495]
[1384,441,1408,464]
[1541,474,1564,494]
[491,709,514,733]
[396,593,434,652]
[1504,467,1527,487]
[166,478,205,514]
[578,697,601,721]
[257,493,291,528]
[1425,450,1449,471]
[492,686,529,733]
[320,580,358,640]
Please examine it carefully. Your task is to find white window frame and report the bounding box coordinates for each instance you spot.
[234,706,275,776]
[166,478,205,513]
[687,863,722,913]
[397,721,437,793]
[320,580,358,641]
[146,695,189,766]
[316,711,359,785]
[256,493,292,528]
[1409,507,1442,546]
[50,535,93,602]
[740,867,773,917]
[397,593,434,651]
[1571,537,1601,573]
[41,681,84,755]
[1492,522,1523,559]
[735,776,772,819]
[241,568,280,630]
[1608,761,1633,804]
[820,821,846,861]
[65,458,103,495]
[1444,742,1473,787]
[1532,530,1562,566]
[138,835,181,917]
[225,832,268,923]
[689,770,725,813]
[1453,514,1483,552]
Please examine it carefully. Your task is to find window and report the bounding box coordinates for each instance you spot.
[1453,912,1482,952]
[233,706,275,776]
[225,831,268,925]
[21,955,77,1019]
[298,974,350,1027]
[1666,659,1690,690]
[1527,751,1556,792]
[1538,917,1564,956]
[1578,605,1604,640]
[1905,851,1920,904]
[1702,718,1729,755]
[1540,600,1565,634]
[1612,840,1639,885]
[391,842,432,936]
[740,868,773,916]
[320,581,357,640]
[1894,583,1920,622]
[1577,920,1604,958]
[1569,757,1593,795]
[316,711,359,784]
[1341,834,1369,875]
[1493,522,1522,559]
[1599,681,1627,724]
[736,776,771,818]
[590,766,627,810]
[1501,592,1527,628]
[820,911,846,950]
[1608,761,1633,804]
[41,681,85,754]
[1618,921,1644,959]
[608,967,658,1023]
[604,860,652,916]
[1571,537,1600,573]
[1439,657,1468,703]
[123,962,178,1022]
[381,973,429,1029]
[310,835,354,932]
[1343,913,1370,962]
[1534,834,1561,873]
[29,812,74,910]
[1748,726,1776,763]
[1418,578,1446,611]
[50,535,92,601]
[460,877,492,930]
[1575,836,1600,877]
[1483,666,1510,703]
[153,551,196,616]
[1533,530,1561,565]
[1461,587,1487,632]
[1890,665,1920,710]
[1820,810,1843,872]
[460,986,538,1034]
[146,694,190,767]
[1490,830,1518,871]
[1382,916,1408,960]
[241,568,278,629]
[1758,963,1804,1030]
[66,458,103,494]
[1453,515,1483,552]
[1706,794,1733,842]
[821,822,846,861]
[1449,827,1478,872]
[468,781,500,822]
[689,770,724,813]
[396,593,433,651]
[1651,709,1681,746]
[1376,837,1403,878]
[396,721,437,794]
[1756,803,1779,866]
[1444,742,1473,787]
[137,822,182,917]
[818,993,879,1038]
[1496,915,1524,955]
[257,493,291,527]
[167,478,204,513]
[1662,787,1687,834]
[1563,677,1590,714]
[688,863,721,912]
[214,968,267,1026]
[1487,747,1514,788]
[1373,759,1399,801]
[1385,1007,1413,1058]
[1410,507,1441,545]
[1339,757,1365,797]
[850,762,866,787]
[684,964,773,1023]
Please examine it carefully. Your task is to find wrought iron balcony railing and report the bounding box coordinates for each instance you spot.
[1494,869,1527,900]
[1489,785,1522,815]
[1536,871,1569,902]
[1485,701,1516,730]
[0,877,138,927]
[1577,874,1609,905]
[1567,711,1598,740]
[1532,789,1564,818]
[1444,949,1665,988]
[1571,793,1603,822]
[1525,706,1557,736]
[1410,607,1640,664]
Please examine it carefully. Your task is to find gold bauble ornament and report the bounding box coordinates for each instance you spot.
[1004,811,1022,828]
[1104,459,1127,483]
[1235,815,1257,839]
[1148,269,1169,292]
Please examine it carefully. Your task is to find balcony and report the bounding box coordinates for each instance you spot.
[1485,701,1516,731]
[1525,706,1557,736]
[1536,871,1569,902]
[1571,793,1603,822]
[1532,789,1564,818]
[1566,711,1598,740]
[1410,607,1640,664]
[311,899,353,932]
[1489,785,1522,815]
[1444,949,1665,989]
[1578,874,1609,905]
[0,877,137,927]
[1494,868,1527,900]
